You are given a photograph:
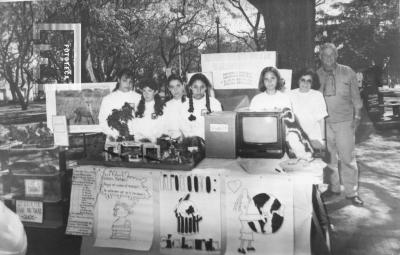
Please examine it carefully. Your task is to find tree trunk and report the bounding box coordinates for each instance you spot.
[78,0,93,83]
[248,0,315,72]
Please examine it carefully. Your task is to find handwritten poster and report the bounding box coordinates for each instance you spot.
[94,169,153,251]
[201,52,276,90]
[66,166,104,236]
[16,200,43,223]
[159,172,222,255]
[225,175,294,255]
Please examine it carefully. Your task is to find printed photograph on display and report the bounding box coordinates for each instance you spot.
[45,83,116,133]
[94,169,154,251]
[225,175,294,255]
[159,172,222,255]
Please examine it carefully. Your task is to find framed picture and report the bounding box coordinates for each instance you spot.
[45,83,116,133]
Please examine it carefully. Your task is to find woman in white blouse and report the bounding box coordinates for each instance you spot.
[289,68,328,146]
[98,69,141,141]
[163,74,186,139]
[180,73,222,139]
[128,79,165,143]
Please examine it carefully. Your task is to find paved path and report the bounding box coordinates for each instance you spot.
[326,130,400,255]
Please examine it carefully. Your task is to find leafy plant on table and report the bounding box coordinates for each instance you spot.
[107,102,135,142]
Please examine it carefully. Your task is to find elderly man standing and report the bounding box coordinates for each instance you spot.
[317,43,364,207]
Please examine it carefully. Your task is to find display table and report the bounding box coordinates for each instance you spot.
[76,157,326,255]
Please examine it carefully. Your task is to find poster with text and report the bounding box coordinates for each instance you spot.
[94,168,154,251]
[225,175,294,255]
[159,172,222,255]
[201,52,276,90]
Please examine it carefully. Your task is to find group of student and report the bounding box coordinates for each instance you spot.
[99,66,327,147]
[98,69,222,143]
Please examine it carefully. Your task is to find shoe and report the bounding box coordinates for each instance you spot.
[238,248,246,254]
[321,189,341,201]
[346,196,364,207]
[247,247,256,251]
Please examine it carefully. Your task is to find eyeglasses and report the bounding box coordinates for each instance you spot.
[300,78,312,84]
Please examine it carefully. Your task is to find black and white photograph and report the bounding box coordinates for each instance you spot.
[0,0,399,255]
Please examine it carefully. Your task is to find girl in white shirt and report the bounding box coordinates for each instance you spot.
[180,73,222,139]
[249,66,292,111]
[98,69,141,141]
[163,74,186,138]
[128,79,165,143]
[289,68,328,145]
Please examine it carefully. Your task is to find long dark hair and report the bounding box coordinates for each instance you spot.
[258,66,284,92]
[135,79,165,118]
[165,74,186,103]
[187,73,211,121]
[113,68,133,92]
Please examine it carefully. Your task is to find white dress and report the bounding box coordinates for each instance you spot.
[179,96,222,139]
[98,90,141,138]
[163,98,186,139]
[128,100,165,143]
[289,88,328,142]
[249,91,292,111]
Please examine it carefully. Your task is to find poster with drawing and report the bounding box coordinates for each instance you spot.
[94,169,153,251]
[226,175,294,255]
[45,83,115,133]
[201,51,276,90]
[159,172,222,255]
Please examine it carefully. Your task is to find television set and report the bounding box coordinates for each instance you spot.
[236,109,285,158]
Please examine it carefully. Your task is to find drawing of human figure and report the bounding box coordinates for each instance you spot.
[233,189,265,254]
[110,201,134,240]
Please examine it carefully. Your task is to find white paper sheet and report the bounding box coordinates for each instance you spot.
[225,175,294,255]
[94,168,153,251]
[201,52,276,90]
[66,166,104,236]
[159,172,222,255]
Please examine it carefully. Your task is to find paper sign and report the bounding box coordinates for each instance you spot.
[24,179,44,197]
[95,169,154,251]
[201,51,276,90]
[66,166,103,235]
[52,115,69,146]
[159,172,222,255]
[225,175,294,255]
[210,124,228,133]
[16,200,43,223]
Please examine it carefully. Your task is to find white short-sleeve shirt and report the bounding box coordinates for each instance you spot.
[249,91,292,111]
[163,98,186,139]
[289,88,328,141]
[179,96,222,139]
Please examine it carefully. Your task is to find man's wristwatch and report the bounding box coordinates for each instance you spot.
[355,115,361,120]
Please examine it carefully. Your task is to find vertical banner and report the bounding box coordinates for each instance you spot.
[159,172,222,255]
[225,175,294,255]
[94,168,154,251]
[33,23,81,84]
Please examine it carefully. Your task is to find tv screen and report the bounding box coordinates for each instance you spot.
[236,110,285,158]
[242,116,277,143]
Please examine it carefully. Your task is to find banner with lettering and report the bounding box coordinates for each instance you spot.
[159,172,222,255]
